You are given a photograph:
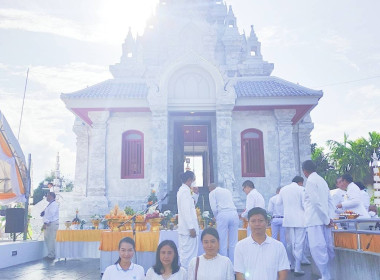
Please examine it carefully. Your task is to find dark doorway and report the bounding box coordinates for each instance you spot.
[166,123,214,213]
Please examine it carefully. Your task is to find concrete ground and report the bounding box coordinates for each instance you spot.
[0,258,319,280]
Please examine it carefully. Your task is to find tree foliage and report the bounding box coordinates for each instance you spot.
[312,132,380,188]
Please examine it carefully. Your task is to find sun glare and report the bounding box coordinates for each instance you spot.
[98,0,159,43]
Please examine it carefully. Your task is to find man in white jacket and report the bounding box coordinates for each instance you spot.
[177,171,199,269]
[278,176,306,276]
[336,174,370,218]
[302,160,335,280]
[208,183,239,262]
[330,177,346,219]
[268,187,286,248]
[240,180,265,236]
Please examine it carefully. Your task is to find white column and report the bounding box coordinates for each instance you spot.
[150,109,168,199]
[216,109,238,199]
[275,109,297,186]
[87,111,109,196]
[72,118,88,196]
[297,113,314,174]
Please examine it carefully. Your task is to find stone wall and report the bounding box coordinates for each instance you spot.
[231,110,280,208]
[106,112,153,210]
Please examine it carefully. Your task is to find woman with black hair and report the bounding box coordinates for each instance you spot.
[145,240,186,280]
[177,171,199,269]
[187,227,234,280]
[102,237,144,280]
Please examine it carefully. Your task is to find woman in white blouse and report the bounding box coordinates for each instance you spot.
[187,228,234,280]
[102,237,145,280]
[145,240,187,280]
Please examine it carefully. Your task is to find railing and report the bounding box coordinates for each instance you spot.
[332,218,380,252]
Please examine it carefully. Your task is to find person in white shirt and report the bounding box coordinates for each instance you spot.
[336,174,370,218]
[240,180,265,236]
[208,183,239,262]
[302,160,335,280]
[330,177,346,219]
[41,192,59,260]
[187,227,234,280]
[267,187,286,248]
[356,181,370,212]
[177,171,199,269]
[234,207,289,280]
[102,237,144,280]
[191,186,200,205]
[145,240,186,280]
[278,176,306,276]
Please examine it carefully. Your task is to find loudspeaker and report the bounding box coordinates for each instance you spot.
[5,208,25,233]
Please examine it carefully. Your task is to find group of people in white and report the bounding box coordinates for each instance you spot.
[102,160,372,280]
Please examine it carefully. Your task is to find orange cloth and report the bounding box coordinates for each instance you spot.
[334,232,380,253]
[360,234,380,253]
[135,231,160,252]
[99,231,160,252]
[56,230,103,242]
[99,231,134,251]
[334,232,357,250]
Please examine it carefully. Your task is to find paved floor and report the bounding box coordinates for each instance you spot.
[0,258,319,279]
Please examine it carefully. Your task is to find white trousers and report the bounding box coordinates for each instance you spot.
[307,225,334,280]
[216,210,239,263]
[271,218,286,248]
[285,227,306,271]
[178,233,198,269]
[44,221,59,258]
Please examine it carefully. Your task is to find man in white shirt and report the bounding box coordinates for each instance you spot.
[278,176,306,276]
[234,207,289,280]
[240,180,265,236]
[41,192,59,260]
[336,174,370,218]
[267,187,286,248]
[330,177,346,219]
[356,181,370,212]
[208,183,239,262]
[177,171,199,269]
[302,160,335,280]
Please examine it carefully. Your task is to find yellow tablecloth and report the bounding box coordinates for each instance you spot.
[56,230,104,242]
[334,232,380,253]
[99,231,160,252]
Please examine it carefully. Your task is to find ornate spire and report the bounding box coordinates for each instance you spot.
[121,27,136,62]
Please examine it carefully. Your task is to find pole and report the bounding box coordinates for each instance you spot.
[23,154,31,240]
[18,68,29,141]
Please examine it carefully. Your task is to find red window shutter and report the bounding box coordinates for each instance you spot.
[121,131,144,179]
[241,129,265,177]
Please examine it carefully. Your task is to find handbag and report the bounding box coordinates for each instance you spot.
[195,256,200,280]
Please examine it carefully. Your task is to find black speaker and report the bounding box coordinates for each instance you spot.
[5,208,25,233]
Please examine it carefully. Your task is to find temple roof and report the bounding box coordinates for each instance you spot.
[61,80,148,99]
[234,77,322,98]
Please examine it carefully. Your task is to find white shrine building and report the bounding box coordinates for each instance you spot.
[61,0,322,215]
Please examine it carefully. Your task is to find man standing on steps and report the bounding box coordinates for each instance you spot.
[278,176,306,276]
[41,192,59,260]
[240,180,265,237]
[302,160,335,280]
[177,171,199,269]
[208,183,239,263]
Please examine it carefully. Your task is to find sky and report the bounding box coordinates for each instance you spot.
[1,0,379,187]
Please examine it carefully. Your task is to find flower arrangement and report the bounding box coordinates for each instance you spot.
[105,205,127,220]
[147,189,158,208]
[202,210,215,228]
[145,209,161,220]
[91,214,102,221]
[124,206,135,216]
